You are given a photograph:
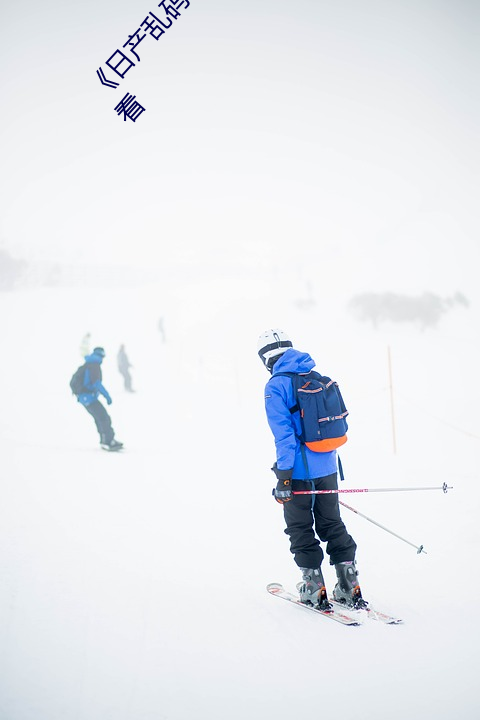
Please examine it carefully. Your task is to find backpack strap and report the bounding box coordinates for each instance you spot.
[273,371,310,415]
[299,443,310,480]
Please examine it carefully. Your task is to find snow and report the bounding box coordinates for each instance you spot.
[1,277,478,720]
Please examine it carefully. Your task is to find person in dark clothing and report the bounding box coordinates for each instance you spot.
[80,332,91,358]
[258,328,366,610]
[158,316,166,343]
[117,344,134,392]
[76,347,123,451]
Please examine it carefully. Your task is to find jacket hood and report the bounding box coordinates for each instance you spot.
[85,352,103,364]
[271,348,315,375]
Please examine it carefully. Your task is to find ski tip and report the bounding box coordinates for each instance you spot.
[366,607,404,624]
[266,583,284,593]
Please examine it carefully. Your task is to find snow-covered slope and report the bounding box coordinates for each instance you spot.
[0,276,478,720]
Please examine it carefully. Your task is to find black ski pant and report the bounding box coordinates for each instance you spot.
[283,473,356,570]
[83,400,114,444]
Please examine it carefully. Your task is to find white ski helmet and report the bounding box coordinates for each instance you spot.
[257,329,293,369]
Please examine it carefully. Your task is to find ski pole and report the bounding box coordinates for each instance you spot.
[338,499,427,554]
[292,482,452,496]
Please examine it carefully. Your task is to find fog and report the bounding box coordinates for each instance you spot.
[1,2,479,719]
[1,0,479,297]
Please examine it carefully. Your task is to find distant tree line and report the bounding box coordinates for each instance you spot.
[0,248,27,291]
[348,291,469,329]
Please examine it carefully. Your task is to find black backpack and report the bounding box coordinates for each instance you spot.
[70,364,87,395]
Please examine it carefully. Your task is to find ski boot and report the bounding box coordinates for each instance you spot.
[297,568,332,611]
[101,439,124,452]
[333,561,368,609]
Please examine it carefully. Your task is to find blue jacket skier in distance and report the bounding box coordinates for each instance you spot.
[75,347,122,451]
[77,349,112,407]
[258,329,367,611]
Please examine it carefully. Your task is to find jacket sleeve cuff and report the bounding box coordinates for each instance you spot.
[272,466,293,481]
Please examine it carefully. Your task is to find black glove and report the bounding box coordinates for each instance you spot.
[271,464,293,504]
[273,478,293,504]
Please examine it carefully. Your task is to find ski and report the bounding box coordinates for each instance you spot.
[328,598,403,625]
[267,583,361,626]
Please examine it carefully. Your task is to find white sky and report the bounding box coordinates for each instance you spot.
[1,0,479,296]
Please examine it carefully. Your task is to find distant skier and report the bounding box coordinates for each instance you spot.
[71,346,123,451]
[257,328,366,610]
[117,344,134,392]
[80,332,91,358]
[158,316,166,343]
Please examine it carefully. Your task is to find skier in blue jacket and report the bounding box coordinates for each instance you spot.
[77,347,123,451]
[258,329,366,610]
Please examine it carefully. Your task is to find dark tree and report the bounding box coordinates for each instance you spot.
[348,291,469,329]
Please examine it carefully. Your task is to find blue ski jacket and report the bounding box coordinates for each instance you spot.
[264,348,337,480]
[77,351,112,407]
